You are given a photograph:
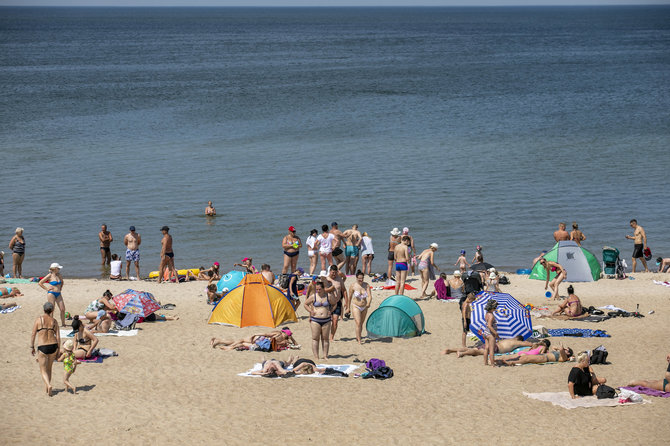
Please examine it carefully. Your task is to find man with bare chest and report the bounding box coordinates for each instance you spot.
[343,224,362,275]
[626,219,649,272]
[326,265,348,341]
[158,226,179,283]
[123,226,141,280]
[330,222,346,271]
[99,224,113,266]
[554,223,570,242]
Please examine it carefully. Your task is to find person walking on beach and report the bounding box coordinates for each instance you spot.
[123,226,141,280]
[330,222,346,271]
[554,222,570,242]
[416,243,439,298]
[317,225,335,271]
[570,222,586,246]
[205,201,216,216]
[326,265,347,340]
[281,226,301,274]
[387,228,401,283]
[342,224,362,275]
[99,224,113,266]
[158,226,178,283]
[30,302,61,396]
[394,236,411,295]
[626,219,649,272]
[8,227,26,278]
[39,263,67,327]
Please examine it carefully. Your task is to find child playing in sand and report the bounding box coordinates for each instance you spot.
[207,284,223,304]
[59,340,80,394]
[455,250,469,274]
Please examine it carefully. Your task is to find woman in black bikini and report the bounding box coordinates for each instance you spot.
[30,302,61,396]
[500,345,573,366]
[71,315,98,359]
[304,280,339,360]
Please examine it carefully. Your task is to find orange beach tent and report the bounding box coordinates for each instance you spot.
[207,274,297,327]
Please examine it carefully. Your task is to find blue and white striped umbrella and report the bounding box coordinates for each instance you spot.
[470,291,532,342]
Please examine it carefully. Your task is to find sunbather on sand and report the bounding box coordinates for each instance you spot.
[552,285,583,317]
[498,345,573,366]
[0,287,23,298]
[496,339,550,361]
[627,353,670,392]
[1,301,18,310]
[441,336,534,357]
[210,328,296,351]
[250,356,325,377]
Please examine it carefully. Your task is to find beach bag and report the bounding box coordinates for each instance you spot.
[363,366,394,380]
[277,274,291,289]
[365,358,386,371]
[590,346,608,364]
[643,247,652,261]
[596,384,617,399]
[499,275,510,285]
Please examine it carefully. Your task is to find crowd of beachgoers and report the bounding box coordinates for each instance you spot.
[2,207,669,398]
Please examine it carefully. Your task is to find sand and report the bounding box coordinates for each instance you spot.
[1,272,668,445]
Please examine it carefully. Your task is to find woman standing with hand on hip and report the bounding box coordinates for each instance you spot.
[39,263,67,327]
[30,302,61,396]
[8,227,26,278]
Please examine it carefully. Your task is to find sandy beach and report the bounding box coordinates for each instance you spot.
[1,271,668,445]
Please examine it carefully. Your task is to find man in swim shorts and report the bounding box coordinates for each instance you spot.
[342,224,362,275]
[394,236,411,295]
[98,224,113,267]
[330,222,346,271]
[123,226,141,280]
[326,265,347,340]
[626,219,649,272]
[158,226,179,284]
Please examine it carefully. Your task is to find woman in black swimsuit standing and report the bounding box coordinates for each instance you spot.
[30,302,61,396]
[8,227,25,278]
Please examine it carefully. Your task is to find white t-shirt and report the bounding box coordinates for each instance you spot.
[361,236,374,255]
[306,235,317,250]
[317,233,335,253]
[110,260,122,277]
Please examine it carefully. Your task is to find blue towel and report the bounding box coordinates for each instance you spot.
[547,328,610,338]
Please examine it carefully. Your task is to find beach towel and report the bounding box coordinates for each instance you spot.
[1,278,34,284]
[60,329,138,337]
[547,328,610,338]
[381,284,416,291]
[434,278,449,300]
[619,386,670,398]
[78,348,117,363]
[523,392,648,409]
[653,280,670,287]
[239,363,358,378]
[0,305,20,314]
[598,305,627,312]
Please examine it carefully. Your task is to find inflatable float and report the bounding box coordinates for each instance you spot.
[148,268,200,279]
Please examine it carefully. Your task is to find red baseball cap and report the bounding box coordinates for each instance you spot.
[288,226,296,232]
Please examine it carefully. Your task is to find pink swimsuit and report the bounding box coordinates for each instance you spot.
[518,346,544,356]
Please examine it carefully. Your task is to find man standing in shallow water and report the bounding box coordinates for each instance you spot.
[554,222,570,242]
[342,224,362,275]
[158,226,179,283]
[99,224,113,266]
[124,226,141,280]
[626,219,649,273]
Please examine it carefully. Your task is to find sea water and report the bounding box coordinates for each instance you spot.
[1,6,669,278]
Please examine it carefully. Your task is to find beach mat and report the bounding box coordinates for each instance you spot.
[60,329,138,338]
[0,305,20,314]
[239,363,358,378]
[547,328,610,338]
[523,392,648,409]
[380,284,416,291]
[619,386,670,398]
[1,278,35,284]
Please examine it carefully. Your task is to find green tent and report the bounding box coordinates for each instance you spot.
[530,241,601,282]
[366,295,425,338]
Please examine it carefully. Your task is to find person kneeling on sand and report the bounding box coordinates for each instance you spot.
[551,285,583,317]
[441,335,535,357]
[211,328,296,351]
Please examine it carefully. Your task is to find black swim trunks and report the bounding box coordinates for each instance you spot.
[332,299,342,316]
[632,244,643,259]
[462,318,471,333]
[332,247,343,257]
[100,246,110,253]
[165,252,174,258]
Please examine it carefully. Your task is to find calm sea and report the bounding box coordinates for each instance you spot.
[1,6,669,278]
